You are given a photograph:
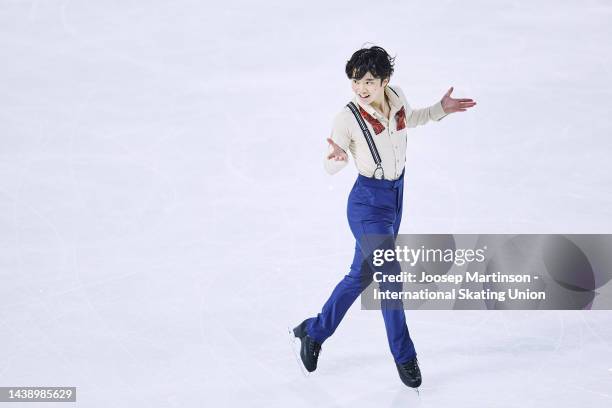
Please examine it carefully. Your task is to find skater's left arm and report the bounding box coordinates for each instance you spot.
[406,102,447,128]
[396,86,476,128]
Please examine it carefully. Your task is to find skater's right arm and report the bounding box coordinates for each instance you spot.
[323,111,352,175]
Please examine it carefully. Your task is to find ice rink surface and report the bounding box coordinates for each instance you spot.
[1,0,612,406]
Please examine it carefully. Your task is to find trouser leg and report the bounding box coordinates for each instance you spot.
[357,217,416,364]
[383,180,416,364]
[306,240,374,344]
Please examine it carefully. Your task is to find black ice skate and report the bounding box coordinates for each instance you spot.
[292,320,322,372]
[396,357,422,388]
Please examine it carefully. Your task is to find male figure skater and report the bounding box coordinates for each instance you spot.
[293,46,476,388]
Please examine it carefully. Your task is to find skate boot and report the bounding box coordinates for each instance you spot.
[396,357,422,388]
[292,319,322,372]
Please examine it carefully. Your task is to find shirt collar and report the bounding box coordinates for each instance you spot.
[353,85,403,122]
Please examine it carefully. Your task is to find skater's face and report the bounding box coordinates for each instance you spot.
[351,71,389,105]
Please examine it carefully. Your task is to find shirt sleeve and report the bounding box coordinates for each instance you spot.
[323,110,352,175]
[394,86,449,128]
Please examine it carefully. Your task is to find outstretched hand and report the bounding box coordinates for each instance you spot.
[327,138,348,161]
[441,87,476,114]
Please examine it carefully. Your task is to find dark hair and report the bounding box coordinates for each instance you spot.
[345,46,395,82]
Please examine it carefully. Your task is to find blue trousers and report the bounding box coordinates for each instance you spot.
[306,169,416,364]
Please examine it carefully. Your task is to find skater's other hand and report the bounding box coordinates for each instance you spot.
[327,137,348,161]
[441,87,477,114]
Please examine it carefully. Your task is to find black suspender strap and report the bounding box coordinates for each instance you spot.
[346,102,385,180]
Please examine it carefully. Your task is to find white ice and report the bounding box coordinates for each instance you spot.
[1,0,612,406]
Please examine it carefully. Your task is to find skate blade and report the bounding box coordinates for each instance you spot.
[287,326,310,378]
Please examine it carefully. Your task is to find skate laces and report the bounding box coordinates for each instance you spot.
[308,338,321,358]
[401,358,419,375]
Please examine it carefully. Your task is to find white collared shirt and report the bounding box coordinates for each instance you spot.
[324,85,448,180]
